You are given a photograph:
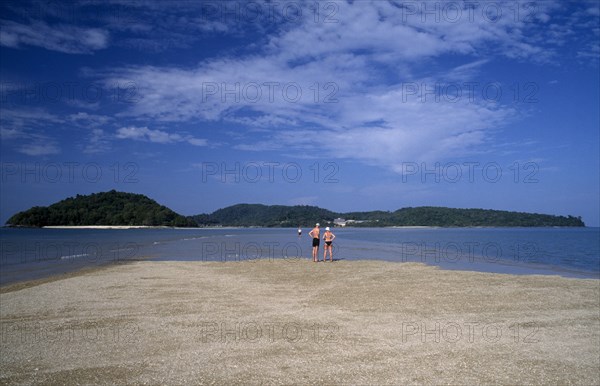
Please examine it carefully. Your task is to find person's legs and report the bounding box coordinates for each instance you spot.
[313,239,320,262]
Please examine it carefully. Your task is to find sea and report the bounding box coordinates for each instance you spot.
[1,227,599,286]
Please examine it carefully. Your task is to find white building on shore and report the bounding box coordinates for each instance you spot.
[333,218,346,227]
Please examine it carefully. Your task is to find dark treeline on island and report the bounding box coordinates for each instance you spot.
[192,204,585,227]
[192,204,338,227]
[6,190,196,227]
[6,191,585,228]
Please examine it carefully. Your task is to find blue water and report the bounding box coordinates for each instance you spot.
[1,227,598,285]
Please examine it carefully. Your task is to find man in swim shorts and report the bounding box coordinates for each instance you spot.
[323,227,336,262]
[308,223,320,262]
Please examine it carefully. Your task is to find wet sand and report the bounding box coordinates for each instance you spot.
[1,259,598,385]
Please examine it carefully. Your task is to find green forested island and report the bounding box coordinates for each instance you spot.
[6,190,196,227]
[6,191,585,228]
[192,204,338,227]
[192,203,585,227]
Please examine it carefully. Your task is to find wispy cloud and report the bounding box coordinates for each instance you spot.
[97,1,559,171]
[3,1,596,172]
[1,126,61,157]
[18,142,60,156]
[0,107,64,127]
[68,112,112,127]
[0,108,64,156]
[116,126,207,146]
[83,128,111,154]
[0,20,109,54]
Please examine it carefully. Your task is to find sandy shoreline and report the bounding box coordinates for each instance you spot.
[39,225,243,230]
[42,225,168,229]
[1,259,598,385]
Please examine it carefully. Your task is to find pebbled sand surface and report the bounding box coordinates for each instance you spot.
[1,259,599,385]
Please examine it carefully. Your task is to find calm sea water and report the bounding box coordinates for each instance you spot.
[1,227,598,285]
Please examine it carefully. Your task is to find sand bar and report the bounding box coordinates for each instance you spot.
[1,259,598,384]
[42,225,162,229]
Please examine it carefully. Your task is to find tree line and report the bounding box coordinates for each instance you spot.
[192,204,585,227]
[6,192,585,228]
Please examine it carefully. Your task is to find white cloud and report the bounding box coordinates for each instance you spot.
[0,108,64,156]
[89,1,591,172]
[68,112,112,127]
[187,138,208,146]
[18,143,60,156]
[0,20,109,54]
[586,5,600,17]
[116,126,207,146]
[0,127,25,140]
[0,108,64,127]
[83,129,111,154]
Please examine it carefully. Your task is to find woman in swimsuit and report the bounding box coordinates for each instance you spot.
[322,227,336,262]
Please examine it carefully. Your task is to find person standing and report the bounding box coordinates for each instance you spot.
[308,223,320,262]
[298,226,302,236]
[323,227,336,262]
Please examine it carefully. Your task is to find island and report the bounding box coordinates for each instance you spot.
[6,190,196,228]
[192,203,585,227]
[6,191,585,228]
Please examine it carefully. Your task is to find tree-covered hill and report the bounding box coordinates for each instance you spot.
[6,190,196,227]
[191,204,337,227]
[384,207,584,227]
[192,204,585,227]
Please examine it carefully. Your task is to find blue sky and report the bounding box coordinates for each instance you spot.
[1,0,599,225]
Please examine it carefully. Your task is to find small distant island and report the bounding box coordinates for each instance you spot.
[6,191,585,228]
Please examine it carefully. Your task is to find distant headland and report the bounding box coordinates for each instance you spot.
[6,190,585,228]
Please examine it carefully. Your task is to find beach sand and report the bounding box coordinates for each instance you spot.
[1,259,598,385]
[42,225,162,229]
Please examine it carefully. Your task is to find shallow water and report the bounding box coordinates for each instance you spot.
[1,227,598,285]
